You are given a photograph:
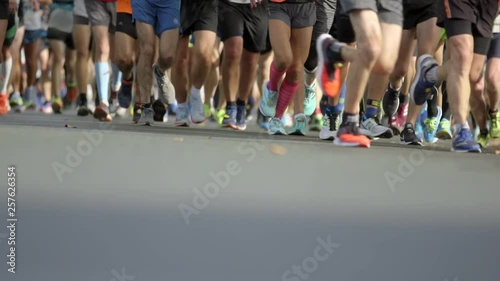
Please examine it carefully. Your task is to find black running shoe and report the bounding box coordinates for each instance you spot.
[382,85,400,117]
[400,123,423,145]
[152,99,166,122]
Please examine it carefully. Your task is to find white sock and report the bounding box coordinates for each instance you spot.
[453,122,470,133]
[190,86,201,99]
[1,57,13,93]
[425,67,439,83]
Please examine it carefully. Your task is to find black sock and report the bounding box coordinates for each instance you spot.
[489,109,498,119]
[236,99,246,106]
[480,129,489,136]
[399,94,408,105]
[427,94,438,118]
[442,82,452,120]
[142,103,151,109]
[78,93,87,105]
[227,101,236,108]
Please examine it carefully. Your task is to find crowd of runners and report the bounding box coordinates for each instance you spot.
[1,0,499,153]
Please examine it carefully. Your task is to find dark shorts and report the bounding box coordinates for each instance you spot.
[180,0,217,37]
[403,1,437,30]
[260,31,272,55]
[47,8,75,49]
[131,0,180,36]
[116,12,137,39]
[437,0,498,38]
[85,0,116,33]
[218,0,268,53]
[3,13,16,47]
[305,0,337,71]
[487,33,500,59]
[74,15,89,25]
[269,1,317,29]
[331,0,355,43]
[339,0,403,26]
[0,0,8,20]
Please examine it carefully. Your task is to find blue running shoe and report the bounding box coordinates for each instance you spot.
[416,107,425,141]
[118,76,133,108]
[411,55,439,105]
[288,113,307,136]
[452,128,481,153]
[222,105,237,129]
[236,104,247,130]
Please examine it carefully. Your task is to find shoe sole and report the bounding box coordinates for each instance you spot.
[94,107,112,122]
[400,140,424,146]
[152,100,167,122]
[436,131,452,140]
[333,138,370,148]
[451,148,481,153]
[289,131,306,136]
[410,54,432,106]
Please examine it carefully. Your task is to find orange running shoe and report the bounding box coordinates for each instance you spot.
[316,34,344,98]
[333,117,371,148]
[0,94,9,115]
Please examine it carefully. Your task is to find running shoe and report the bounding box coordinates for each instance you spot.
[138,107,154,126]
[115,106,128,118]
[175,104,190,127]
[257,110,270,130]
[452,128,481,153]
[216,109,225,126]
[222,105,237,129]
[52,97,64,114]
[304,82,317,116]
[423,106,442,143]
[152,99,167,122]
[94,103,113,122]
[204,104,213,119]
[9,92,23,108]
[282,112,293,127]
[259,81,277,117]
[66,85,78,103]
[490,111,500,138]
[246,97,255,121]
[23,87,36,109]
[319,112,339,140]
[309,113,323,131]
[0,94,9,115]
[153,64,175,105]
[268,117,287,135]
[436,118,452,140]
[77,95,91,116]
[190,88,206,123]
[382,84,400,117]
[289,113,307,136]
[40,101,53,114]
[316,33,343,98]
[394,101,408,131]
[236,104,247,130]
[400,123,423,146]
[118,75,133,108]
[360,116,393,138]
[334,120,371,147]
[410,55,439,105]
[477,133,489,148]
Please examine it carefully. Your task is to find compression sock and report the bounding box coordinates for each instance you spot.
[268,61,286,91]
[95,62,110,105]
[275,79,299,119]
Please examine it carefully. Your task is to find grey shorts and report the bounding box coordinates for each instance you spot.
[74,0,88,18]
[340,0,403,26]
[269,2,317,29]
[84,0,116,32]
[48,9,73,34]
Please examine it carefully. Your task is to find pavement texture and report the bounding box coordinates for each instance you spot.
[0,111,499,281]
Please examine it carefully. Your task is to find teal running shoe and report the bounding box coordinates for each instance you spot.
[289,113,307,136]
[304,82,317,116]
[259,81,278,117]
[268,117,287,135]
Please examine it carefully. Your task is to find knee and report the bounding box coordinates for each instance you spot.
[284,63,303,83]
[76,48,89,60]
[53,53,65,65]
[139,42,155,62]
[222,44,242,66]
[373,53,397,75]
[194,45,212,67]
[450,41,473,75]
[485,66,499,89]
[115,55,133,72]
[358,34,382,67]
[274,51,293,71]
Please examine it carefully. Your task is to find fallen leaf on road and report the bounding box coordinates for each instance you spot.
[175,137,184,142]
[270,144,286,156]
[64,124,77,128]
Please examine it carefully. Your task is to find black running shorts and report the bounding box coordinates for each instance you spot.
[116,12,137,39]
[181,0,218,37]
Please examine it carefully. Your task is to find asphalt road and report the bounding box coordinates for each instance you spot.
[0,111,499,281]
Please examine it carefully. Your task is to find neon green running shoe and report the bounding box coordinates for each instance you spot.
[204,104,213,119]
[490,111,500,138]
[477,133,489,148]
[436,118,452,140]
[216,109,226,126]
[309,113,323,131]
